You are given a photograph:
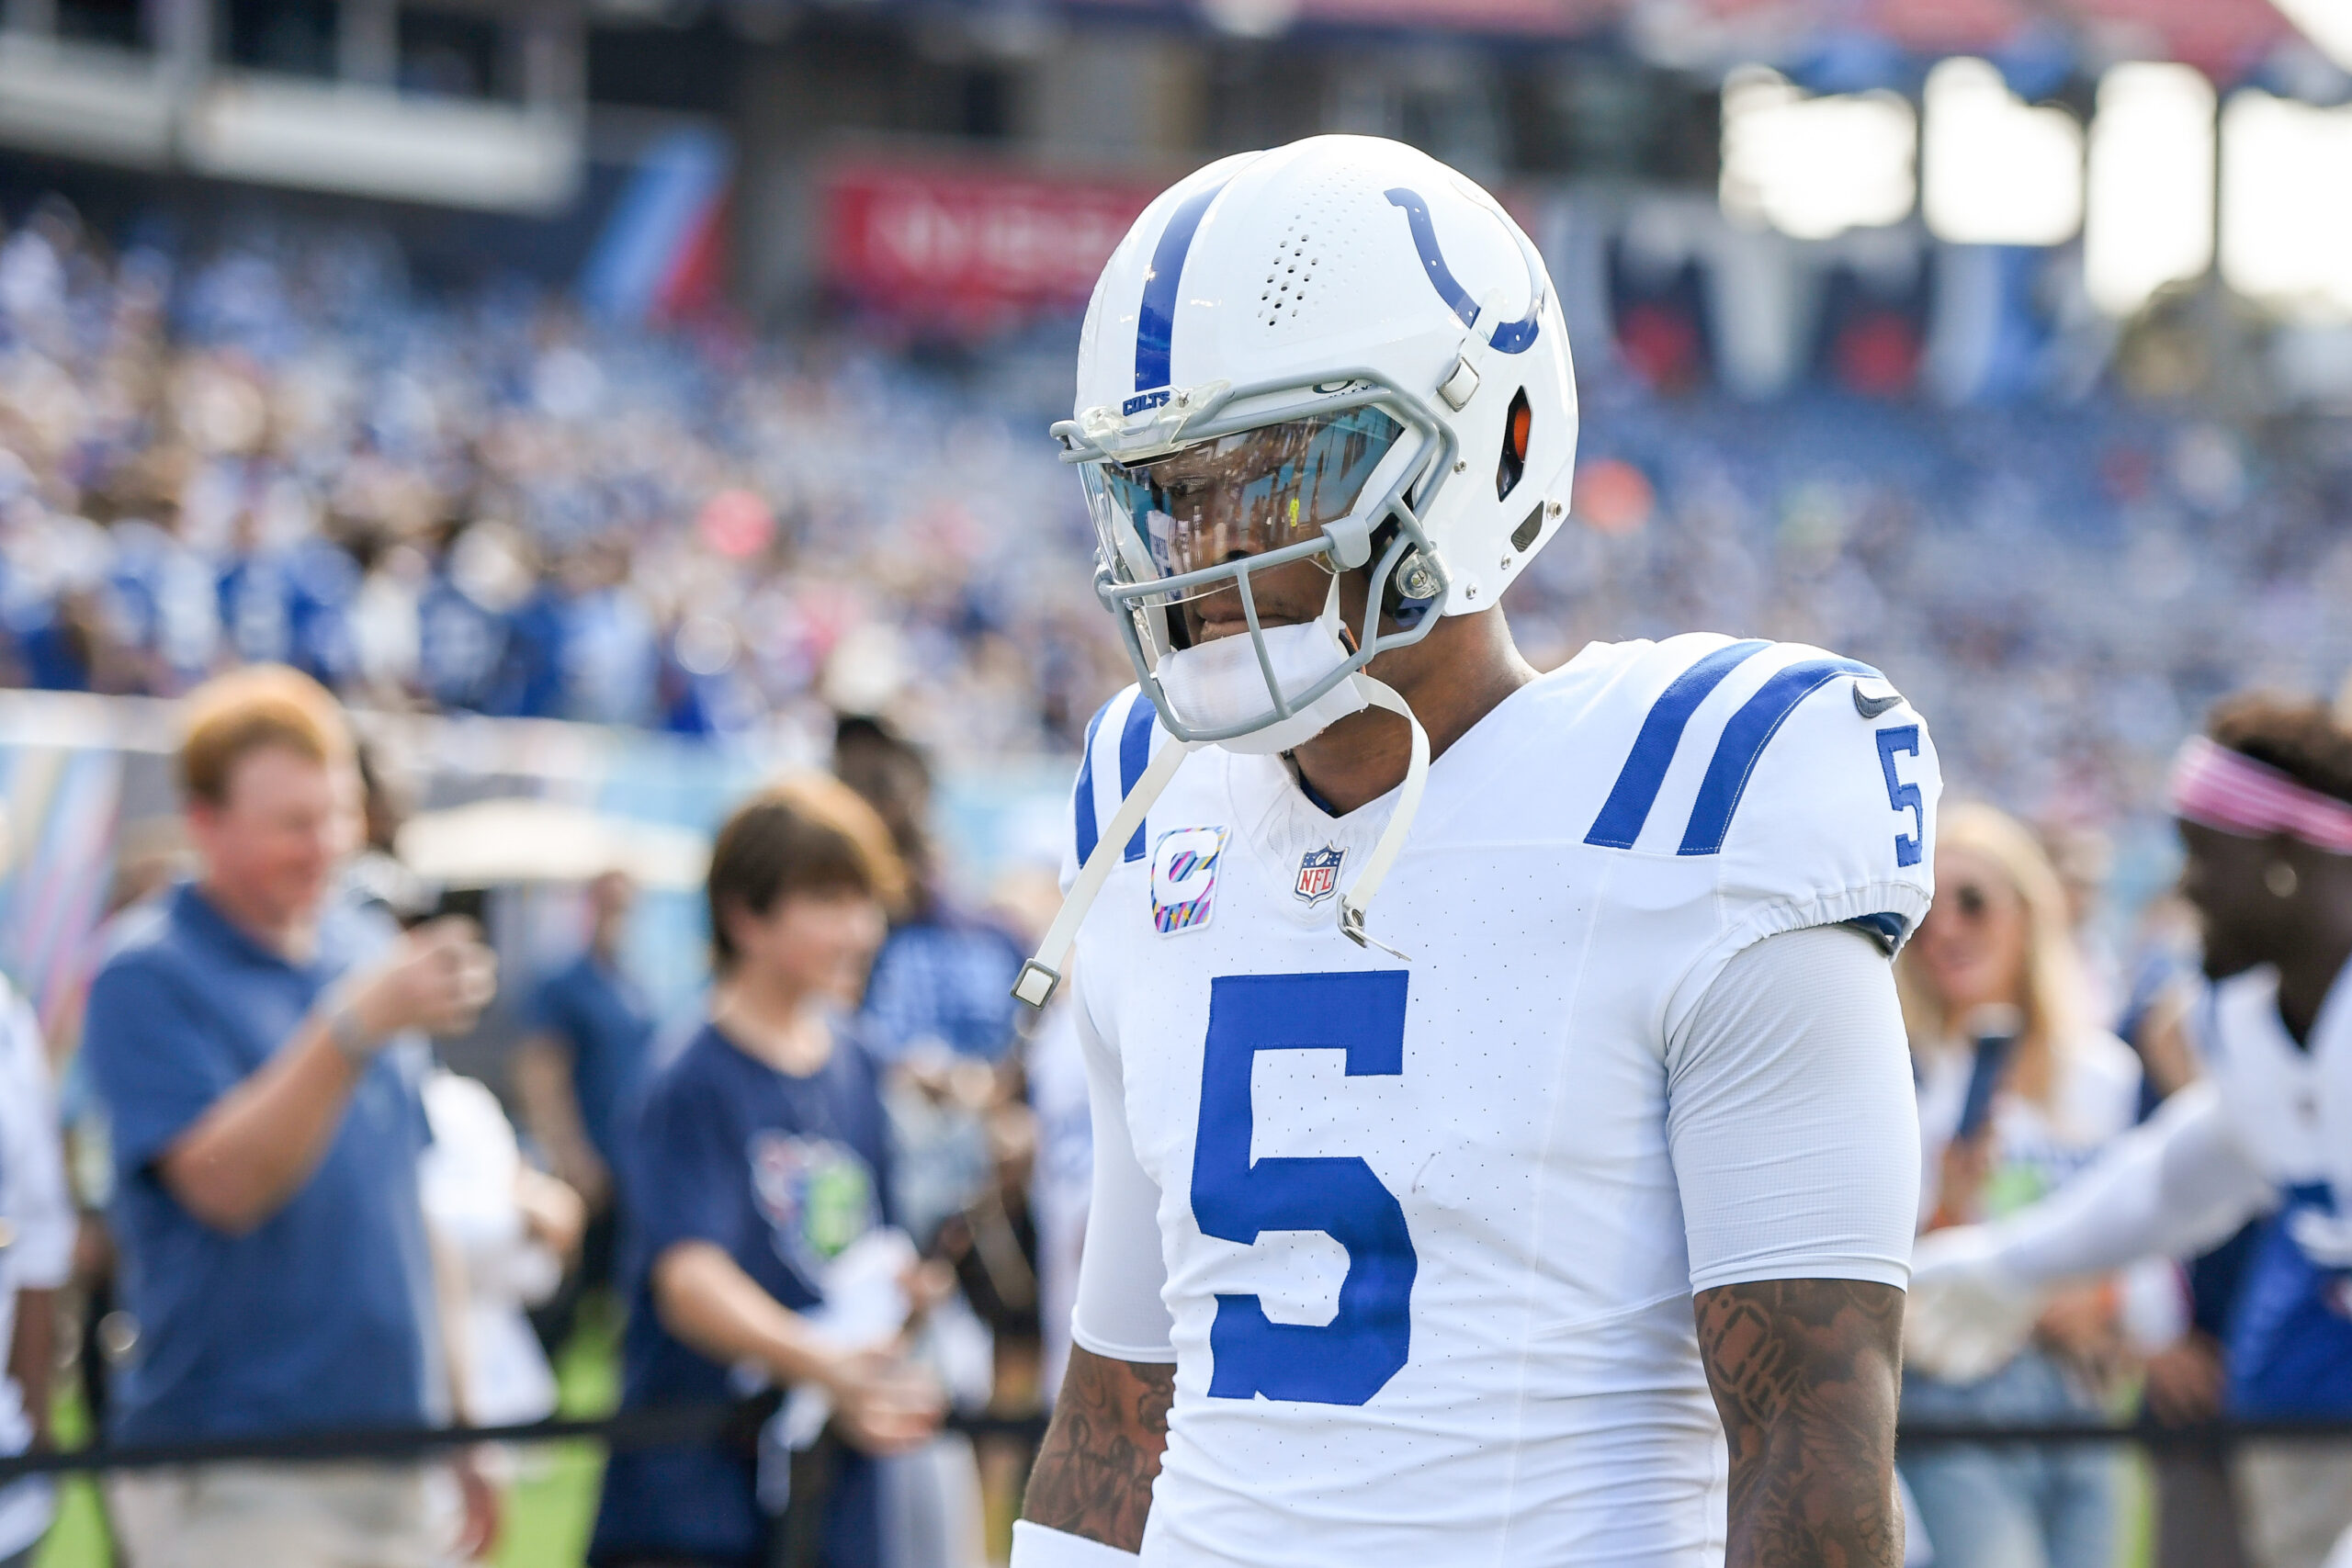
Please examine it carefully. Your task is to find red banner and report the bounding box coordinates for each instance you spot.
[820,158,1167,332]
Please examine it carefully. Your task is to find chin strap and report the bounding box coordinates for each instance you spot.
[1335,673,1428,963]
[1012,732,1202,1009]
[1012,672,1432,1010]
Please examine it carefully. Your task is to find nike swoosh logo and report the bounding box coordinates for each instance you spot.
[1852,684,1904,719]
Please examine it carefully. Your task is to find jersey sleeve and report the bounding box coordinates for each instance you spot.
[1664,644,1940,1039]
[1668,924,1920,1292]
[1067,980,1176,1364]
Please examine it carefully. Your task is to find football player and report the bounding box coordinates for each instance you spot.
[1009,135,1943,1568]
[1907,694,2352,1568]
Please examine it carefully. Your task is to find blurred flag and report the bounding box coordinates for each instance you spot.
[581,126,734,326]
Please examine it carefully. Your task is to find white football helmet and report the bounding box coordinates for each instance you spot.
[1061,132,1579,748]
[1014,136,1578,1008]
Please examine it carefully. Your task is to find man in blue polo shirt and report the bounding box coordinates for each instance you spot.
[81,665,498,1568]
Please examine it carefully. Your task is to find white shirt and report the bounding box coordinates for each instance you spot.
[418,1071,560,1429]
[1915,1027,2143,1227]
[1059,635,1940,1567]
[0,979,73,1558]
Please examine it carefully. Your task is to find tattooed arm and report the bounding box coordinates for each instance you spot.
[1667,931,1920,1566]
[1021,1347,1176,1552]
[1695,1278,1906,1568]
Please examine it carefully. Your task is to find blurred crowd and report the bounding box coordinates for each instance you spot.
[0,200,1119,764]
[2,198,2351,841]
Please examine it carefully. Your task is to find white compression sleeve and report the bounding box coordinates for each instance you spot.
[1987,1079,2277,1286]
[1669,923,1922,1292]
[1067,995,1178,1362]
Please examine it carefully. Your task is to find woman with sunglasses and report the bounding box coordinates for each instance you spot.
[1894,802,2145,1568]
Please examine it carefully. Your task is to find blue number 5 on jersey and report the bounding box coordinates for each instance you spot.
[1192,971,1418,1405]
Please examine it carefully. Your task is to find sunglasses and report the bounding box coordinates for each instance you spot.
[1943,882,1999,921]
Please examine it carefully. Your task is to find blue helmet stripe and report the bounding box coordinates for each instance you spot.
[1584,639,1769,851]
[1678,658,1879,857]
[1118,693,1157,862]
[1134,179,1230,399]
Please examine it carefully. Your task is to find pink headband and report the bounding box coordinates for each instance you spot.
[2168,734,2352,855]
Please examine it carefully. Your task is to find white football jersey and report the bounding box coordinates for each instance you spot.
[1058,633,1940,1566]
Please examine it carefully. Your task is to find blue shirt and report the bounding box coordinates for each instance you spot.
[592,1018,893,1568]
[530,952,655,1173]
[2227,1182,2352,1418]
[860,908,1024,1063]
[81,884,440,1444]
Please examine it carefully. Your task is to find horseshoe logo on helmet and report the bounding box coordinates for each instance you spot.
[1383,187,1544,355]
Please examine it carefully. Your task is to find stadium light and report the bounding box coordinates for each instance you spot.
[2084,62,2216,316]
[1921,58,2084,246]
[2221,89,2352,321]
[1720,67,1916,240]
[2269,0,2352,72]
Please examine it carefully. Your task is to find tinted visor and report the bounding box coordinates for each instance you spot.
[1086,407,1405,603]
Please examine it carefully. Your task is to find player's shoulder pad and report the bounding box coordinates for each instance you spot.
[1063,682,1165,892]
[1577,636,1939,949]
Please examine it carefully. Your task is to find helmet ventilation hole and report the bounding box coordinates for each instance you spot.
[1261,224,1317,326]
[1496,387,1532,502]
[1510,502,1544,553]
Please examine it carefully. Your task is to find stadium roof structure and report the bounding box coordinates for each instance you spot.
[1065,0,2302,77]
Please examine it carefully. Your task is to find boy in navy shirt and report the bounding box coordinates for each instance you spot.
[594,776,944,1568]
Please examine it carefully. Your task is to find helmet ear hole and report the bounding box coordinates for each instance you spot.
[1496,387,1531,502]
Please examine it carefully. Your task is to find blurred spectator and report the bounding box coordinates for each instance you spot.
[0,807,73,1568]
[1896,803,2144,1568]
[419,1066,582,1429]
[78,665,499,1567]
[837,716,1023,1066]
[346,740,431,922]
[592,776,944,1568]
[513,869,652,1331]
[2110,889,2256,1568]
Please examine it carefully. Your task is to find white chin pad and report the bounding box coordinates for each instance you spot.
[1155,615,1368,755]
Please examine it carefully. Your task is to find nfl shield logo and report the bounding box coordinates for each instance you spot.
[1295,845,1345,906]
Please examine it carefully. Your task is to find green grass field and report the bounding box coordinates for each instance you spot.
[35,1300,619,1568]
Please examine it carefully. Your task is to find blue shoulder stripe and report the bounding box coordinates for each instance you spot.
[1583,639,1770,850]
[1677,657,1877,856]
[1117,693,1157,862]
[1072,697,1113,867]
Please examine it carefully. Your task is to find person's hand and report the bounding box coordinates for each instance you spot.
[899,1258,956,1328]
[820,1341,946,1457]
[450,1446,503,1561]
[1905,1224,2047,1383]
[1932,1134,1993,1228]
[514,1167,587,1261]
[2143,1332,2227,1426]
[2033,1280,2121,1361]
[559,1141,613,1215]
[345,918,497,1045]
